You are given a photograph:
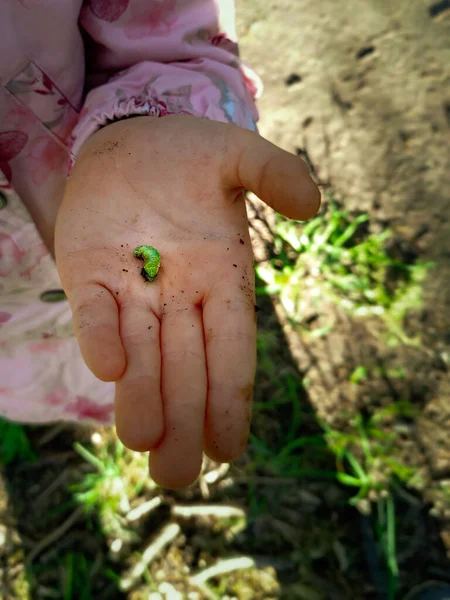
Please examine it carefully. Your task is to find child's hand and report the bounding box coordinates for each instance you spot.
[55,116,320,488]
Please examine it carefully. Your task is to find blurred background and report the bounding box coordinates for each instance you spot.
[1,0,449,598]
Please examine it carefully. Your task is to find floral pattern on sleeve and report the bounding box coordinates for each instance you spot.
[6,62,79,145]
[0,131,28,183]
[72,0,260,158]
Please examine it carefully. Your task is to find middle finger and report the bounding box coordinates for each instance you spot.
[149,301,206,488]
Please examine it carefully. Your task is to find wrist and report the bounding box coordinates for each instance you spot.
[76,116,149,160]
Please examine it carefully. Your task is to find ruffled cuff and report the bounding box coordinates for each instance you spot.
[70,59,260,160]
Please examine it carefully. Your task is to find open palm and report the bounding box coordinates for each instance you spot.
[55,116,320,488]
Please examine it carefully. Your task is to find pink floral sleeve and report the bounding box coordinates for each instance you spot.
[71,0,261,156]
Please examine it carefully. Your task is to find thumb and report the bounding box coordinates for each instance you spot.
[228,126,321,220]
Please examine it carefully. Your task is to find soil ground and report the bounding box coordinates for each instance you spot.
[1,1,450,598]
[239,0,450,568]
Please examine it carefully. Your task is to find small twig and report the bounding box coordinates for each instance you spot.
[37,424,67,447]
[26,507,84,564]
[190,556,255,586]
[199,476,210,499]
[203,463,230,484]
[36,586,60,598]
[392,484,421,507]
[120,523,180,591]
[16,451,75,471]
[172,504,245,519]
[126,497,162,522]
[33,471,68,508]
[191,582,219,600]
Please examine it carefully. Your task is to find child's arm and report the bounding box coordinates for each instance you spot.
[71,0,261,159]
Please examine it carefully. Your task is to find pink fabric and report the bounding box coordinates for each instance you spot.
[0,0,260,425]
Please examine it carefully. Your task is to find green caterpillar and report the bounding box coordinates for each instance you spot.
[133,245,161,282]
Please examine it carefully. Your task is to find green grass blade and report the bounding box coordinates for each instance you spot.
[344,450,369,483]
[64,554,74,600]
[386,495,399,578]
[334,214,370,247]
[277,436,327,461]
[73,442,105,472]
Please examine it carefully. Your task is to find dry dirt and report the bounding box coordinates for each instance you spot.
[238,0,450,549]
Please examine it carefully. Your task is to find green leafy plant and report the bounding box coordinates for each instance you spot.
[256,199,433,345]
[63,552,93,600]
[349,365,369,384]
[73,440,129,513]
[71,437,151,537]
[0,418,35,465]
[250,380,421,599]
[375,495,399,600]
[322,408,423,503]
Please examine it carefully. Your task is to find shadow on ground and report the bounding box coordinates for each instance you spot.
[0,292,449,599]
